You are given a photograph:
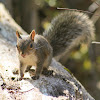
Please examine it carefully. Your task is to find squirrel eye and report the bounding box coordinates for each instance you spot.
[30,43,33,49]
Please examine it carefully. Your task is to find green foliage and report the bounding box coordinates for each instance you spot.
[45,0,57,7]
[97,56,100,64]
[70,44,91,71]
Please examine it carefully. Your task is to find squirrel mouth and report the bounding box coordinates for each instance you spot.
[21,54,26,58]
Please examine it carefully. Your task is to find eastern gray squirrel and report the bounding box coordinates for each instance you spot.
[16,11,95,80]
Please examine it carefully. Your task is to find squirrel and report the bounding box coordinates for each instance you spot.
[16,11,95,80]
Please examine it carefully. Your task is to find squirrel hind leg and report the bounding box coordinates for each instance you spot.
[42,55,53,76]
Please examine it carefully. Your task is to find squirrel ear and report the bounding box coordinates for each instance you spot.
[16,31,22,39]
[30,30,36,41]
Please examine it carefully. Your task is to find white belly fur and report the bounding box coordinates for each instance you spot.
[19,54,37,66]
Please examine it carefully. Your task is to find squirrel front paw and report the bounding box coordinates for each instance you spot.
[14,76,23,81]
[31,75,39,80]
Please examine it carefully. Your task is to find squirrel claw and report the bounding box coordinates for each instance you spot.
[16,76,23,81]
[32,75,39,80]
[17,77,22,81]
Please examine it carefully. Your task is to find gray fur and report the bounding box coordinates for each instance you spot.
[16,34,52,79]
[43,11,95,56]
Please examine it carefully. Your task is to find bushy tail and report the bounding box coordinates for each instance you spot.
[43,11,95,57]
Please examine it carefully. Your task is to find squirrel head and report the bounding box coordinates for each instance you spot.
[16,30,36,58]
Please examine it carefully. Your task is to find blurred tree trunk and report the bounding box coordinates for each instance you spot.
[12,0,40,33]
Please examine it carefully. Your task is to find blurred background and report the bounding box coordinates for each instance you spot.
[0,0,100,99]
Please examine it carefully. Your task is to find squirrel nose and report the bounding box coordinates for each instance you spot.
[21,54,26,58]
[21,52,26,58]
